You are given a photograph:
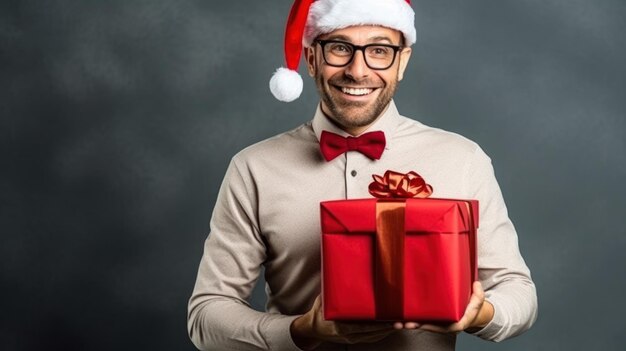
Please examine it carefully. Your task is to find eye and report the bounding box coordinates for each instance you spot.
[328,42,353,56]
[368,46,391,57]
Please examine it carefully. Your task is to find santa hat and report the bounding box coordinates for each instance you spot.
[269,0,416,102]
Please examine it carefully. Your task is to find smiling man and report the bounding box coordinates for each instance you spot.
[188,1,537,350]
[311,26,408,135]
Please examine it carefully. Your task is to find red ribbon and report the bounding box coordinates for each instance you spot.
[369,170,433,199]
[370,170,433,320]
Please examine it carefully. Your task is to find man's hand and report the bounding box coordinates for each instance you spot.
[291,282,493,349]
[290,295,397,350]
[394,281,494,334]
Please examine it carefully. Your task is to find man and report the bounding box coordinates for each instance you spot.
[188,0,537,350]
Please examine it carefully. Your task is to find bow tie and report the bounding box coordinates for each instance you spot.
[319,130,386,161]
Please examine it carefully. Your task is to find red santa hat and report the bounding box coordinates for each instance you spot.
[269,0,416,102]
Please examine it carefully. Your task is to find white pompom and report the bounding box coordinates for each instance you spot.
[269,67,303,102]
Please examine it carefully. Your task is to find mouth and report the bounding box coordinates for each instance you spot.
[335,86,377,97]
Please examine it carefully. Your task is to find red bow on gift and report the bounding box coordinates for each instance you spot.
[368,170,433,198]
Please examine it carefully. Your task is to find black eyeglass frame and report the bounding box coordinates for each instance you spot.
[315,39,404,70]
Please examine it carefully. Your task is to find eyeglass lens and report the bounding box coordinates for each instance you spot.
[321,41,399,69]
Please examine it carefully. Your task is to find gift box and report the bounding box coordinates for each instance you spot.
[320,171,478,322]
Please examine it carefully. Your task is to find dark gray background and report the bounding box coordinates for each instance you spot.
[1,0,624,350]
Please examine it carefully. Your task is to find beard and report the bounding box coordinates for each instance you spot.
[315,70,398,130]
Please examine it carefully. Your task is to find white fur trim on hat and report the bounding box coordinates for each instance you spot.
[269,67,304,102]
[303,0,416,47]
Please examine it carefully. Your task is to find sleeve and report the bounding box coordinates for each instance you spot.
[463,146,538,341]
[187,157,302,351]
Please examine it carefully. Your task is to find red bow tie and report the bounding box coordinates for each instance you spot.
[319,130,386,161]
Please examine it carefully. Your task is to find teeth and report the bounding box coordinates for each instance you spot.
[341,87,373,96]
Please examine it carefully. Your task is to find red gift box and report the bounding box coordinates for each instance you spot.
[320,197,478,322]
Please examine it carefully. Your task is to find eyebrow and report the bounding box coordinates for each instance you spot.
[322,34,351,41]
[368,36,394,44]
[321,34,398,45]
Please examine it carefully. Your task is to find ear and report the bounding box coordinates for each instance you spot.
[397,46,412,81]
[305,46,316,77]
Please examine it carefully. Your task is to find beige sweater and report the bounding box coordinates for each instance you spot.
[188,101,537,350]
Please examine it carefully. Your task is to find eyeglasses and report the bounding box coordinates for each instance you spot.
[315,40,404,70]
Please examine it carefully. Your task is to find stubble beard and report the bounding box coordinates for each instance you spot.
[316,72,398,130]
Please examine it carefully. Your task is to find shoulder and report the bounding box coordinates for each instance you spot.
[231,122,318,170]
[395,114,484,158]
[392,114,496,198]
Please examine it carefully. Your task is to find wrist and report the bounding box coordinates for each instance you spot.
[467,301,494,332]
[290,314,321,350]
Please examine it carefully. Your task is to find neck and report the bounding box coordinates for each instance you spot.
[320,103,391,136]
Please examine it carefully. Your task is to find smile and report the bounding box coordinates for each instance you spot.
[340,87,375,96]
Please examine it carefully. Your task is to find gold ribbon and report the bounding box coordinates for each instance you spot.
[375,200,406,320]
[370,170,433,319]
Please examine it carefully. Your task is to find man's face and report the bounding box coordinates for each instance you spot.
[306,25,412,134]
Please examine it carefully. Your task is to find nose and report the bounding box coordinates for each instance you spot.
[344,50,370,81]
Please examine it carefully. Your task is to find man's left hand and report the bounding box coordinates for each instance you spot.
[393,281,494,334]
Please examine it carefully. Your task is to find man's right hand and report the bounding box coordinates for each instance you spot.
[289,295,397,350]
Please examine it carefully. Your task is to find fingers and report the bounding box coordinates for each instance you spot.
[465,281,485,311]
[312,295,323,314]
[403,322,419,329]
[473,281,485,297]
[416,281,488,334]
[302,295,398,346]
[311,281,489,342]
[459,281,486,327]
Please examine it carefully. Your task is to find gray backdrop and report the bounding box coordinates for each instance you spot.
[1,0,625,350]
